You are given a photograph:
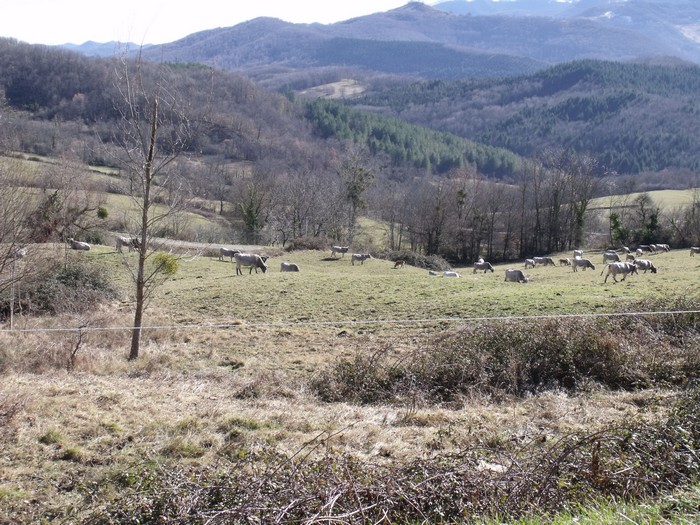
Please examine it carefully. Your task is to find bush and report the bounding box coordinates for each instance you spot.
[33,261,120,314]
[375,249,452,271]
[310,313,700,405]
[285,236,329,252]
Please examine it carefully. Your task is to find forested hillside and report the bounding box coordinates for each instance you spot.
[350,59,700,176]
[2,38,700,265]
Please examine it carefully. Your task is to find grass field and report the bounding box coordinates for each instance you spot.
[2,243,700,522]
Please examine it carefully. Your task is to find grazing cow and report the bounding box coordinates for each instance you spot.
[559,258,571,266]
[280,261,300,272]
[428,270,439,276]
[234,253,268,275]
[351,253,372,266]
[634,259,657,274]
[690,246,700,257]
[621,246,630,254]
[473,261,494,273]
[68,238,91,251]
[573,249,583,258]
[572,257,595,272]
[116,236,140,253]
[443,271,461,277]
[637,244,655,253]
[331,246,349,258]
[524,259,535,269]
[219,247,240,262]
[603,251,621,263]
[603,261,638,283]
[504,268,528,283]
[625,253,636,262]
[657,244,670,252]
[393,260,405,269]
[533,256,555,266]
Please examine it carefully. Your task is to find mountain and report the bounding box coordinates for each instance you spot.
[56,0,698,89]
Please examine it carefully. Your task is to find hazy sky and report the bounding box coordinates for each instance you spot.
[2,1,429,46]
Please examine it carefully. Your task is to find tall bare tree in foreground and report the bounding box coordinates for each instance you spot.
[111,59,196,360]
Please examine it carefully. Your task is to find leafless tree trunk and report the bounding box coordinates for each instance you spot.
[110,58,197,360]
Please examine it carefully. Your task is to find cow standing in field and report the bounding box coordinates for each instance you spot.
[504,268,528,283]
[473,261,494,273]
[634,259,657,273]
[351,253,372,265]
[234,253,268,275]
[603,261,638,283]
[691,247,700,256]
[116,236,140,253]
[219,247,240,262]
[533,256,555,266]
[331,246,349,258]
[572,258,595,272]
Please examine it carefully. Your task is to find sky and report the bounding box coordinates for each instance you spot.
[1,0,429,46]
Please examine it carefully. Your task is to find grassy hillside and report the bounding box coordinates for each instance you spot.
[2,242,700,522]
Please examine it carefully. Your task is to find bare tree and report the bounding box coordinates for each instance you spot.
[110,58,197,360]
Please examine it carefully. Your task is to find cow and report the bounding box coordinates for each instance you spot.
[68,238,91,251]
[116,236,140,253]
[524,259,536,269]
[603,251,621,263]
[625,253,636,262]
[637,244,656,253]
[573,249,583,258]
[443,271,461,277]
[331,246,349,258]
[657,244,671,252]
[634,259,657,274]
[690,247,700,257]
[533,256,555,266]
[504,268,528,283]
[603,261,638,283]
[234,253,268,275]
[351,253,372,266]
[572,258,595,272]
[280,261,300,272]
[473,261,494,273]
[559,258,571,266]
[393,260,405,269]
[219,247,240,262]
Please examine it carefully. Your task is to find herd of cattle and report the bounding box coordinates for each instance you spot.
[57,236,700,284]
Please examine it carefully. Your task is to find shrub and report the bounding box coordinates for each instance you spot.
[310,313,700,405]
[33,261,120,314]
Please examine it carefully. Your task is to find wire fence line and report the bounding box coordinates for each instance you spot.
[1,309,699,335]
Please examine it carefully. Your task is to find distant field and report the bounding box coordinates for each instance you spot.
[590,188,699,211]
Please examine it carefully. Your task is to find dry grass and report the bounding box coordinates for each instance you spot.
[1,244,699,521]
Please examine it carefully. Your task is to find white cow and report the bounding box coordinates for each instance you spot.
[68,238,91,251]
[473,261,494,273]
[573,249,583,258]
[533,256,555,266]
[219,247,240,262]
[634,259,657,274]
[603,261,638,283]
[524,259,536,269]
[690,247,700,257]
[504,268,528,283]
[443,271,461,277]
[234,253,268,275]
[280,261,300,272]
[559,258,571,266]
[603,251,621,263]
[331,246,349,258]
[572,258,595,272]
[351,253,372,266]
[116,236,140,253]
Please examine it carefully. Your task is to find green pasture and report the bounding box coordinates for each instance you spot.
[74,245,700,331]
[590,188,699,210]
